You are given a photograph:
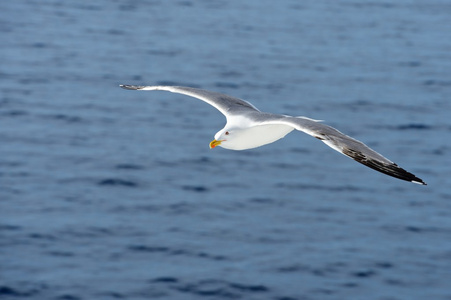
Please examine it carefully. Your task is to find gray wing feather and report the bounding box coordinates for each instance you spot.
[259,116,426,185]
[120,85,259,118]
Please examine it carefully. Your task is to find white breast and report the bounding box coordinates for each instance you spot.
[222,124,295,150]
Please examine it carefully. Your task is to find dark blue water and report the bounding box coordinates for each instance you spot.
[1,1,451,299]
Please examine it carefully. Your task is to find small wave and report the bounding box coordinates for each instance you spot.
[423,79,451,86]
[44,113,83,123]
[395,124,431,130]
[0,284,46,298]
[149,278,270,299]
[127,244,227,261]
[214,82,240,89]
[1,110,28,117]
[275,182,367,192]
[114,164,145,170]
[351,269,377,278]
[181,185,209,192]
[55,294,81,300]
[151,277,179,283]
[98,178,138,187]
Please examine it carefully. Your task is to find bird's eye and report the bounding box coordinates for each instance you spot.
[225,131,229,135]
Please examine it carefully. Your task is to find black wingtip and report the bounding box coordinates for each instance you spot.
[373,162,427,186]
[391,164,426,185]
[120,84,142,90]
[412,178,427,185]
[366,160,427,186]
[342,148,426,185]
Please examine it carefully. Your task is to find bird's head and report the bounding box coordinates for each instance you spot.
[209,128,231,149]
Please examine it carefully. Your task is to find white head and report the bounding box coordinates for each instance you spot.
[209,126,257,150]
[209,127,231,149]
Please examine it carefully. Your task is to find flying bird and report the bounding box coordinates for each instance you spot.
[120,85,426,185]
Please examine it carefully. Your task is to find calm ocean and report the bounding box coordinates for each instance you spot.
[1,1,450,299]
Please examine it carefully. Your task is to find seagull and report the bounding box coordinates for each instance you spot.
[120,85,426,185]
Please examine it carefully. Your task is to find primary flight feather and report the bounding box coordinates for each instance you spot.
[120,84,426,185]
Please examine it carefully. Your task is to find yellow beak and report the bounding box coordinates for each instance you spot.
[209,139,222,149]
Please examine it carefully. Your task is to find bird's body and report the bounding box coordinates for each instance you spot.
[215,112,295,150]
[120,84,426,185]
[223,122,294,150]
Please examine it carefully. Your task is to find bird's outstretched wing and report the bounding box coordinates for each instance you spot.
[259,116,426,185]
[120,85,260,118]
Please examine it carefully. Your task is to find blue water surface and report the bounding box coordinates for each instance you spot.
[1,1,451,299]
